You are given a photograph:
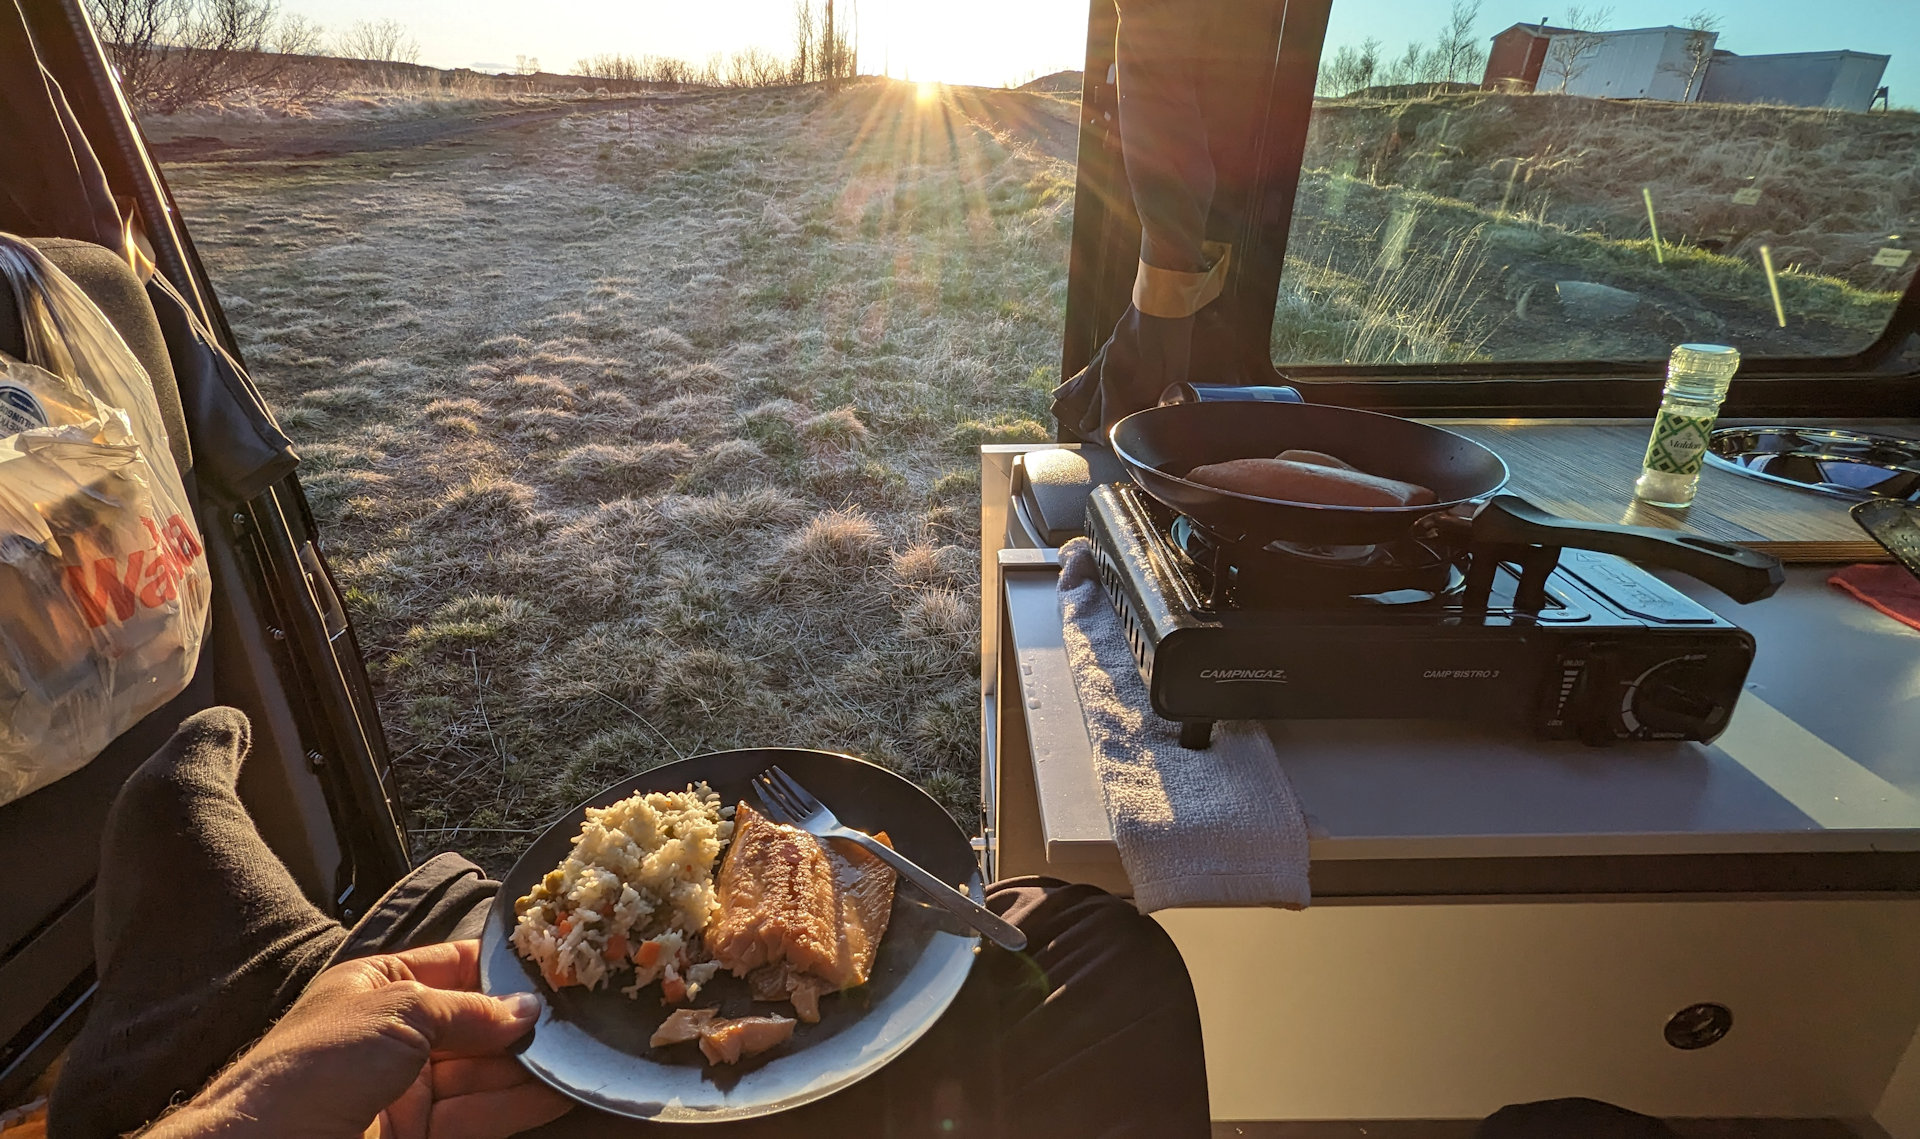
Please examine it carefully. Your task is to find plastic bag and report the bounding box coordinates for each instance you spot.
[0,237,210,805]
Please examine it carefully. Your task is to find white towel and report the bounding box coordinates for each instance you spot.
[1057,536,1311,911]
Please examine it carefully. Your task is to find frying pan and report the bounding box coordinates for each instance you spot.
[1109,401,1784,603]
[1110,401,1508,546]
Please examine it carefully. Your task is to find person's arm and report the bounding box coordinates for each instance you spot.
[142,940,571,1139]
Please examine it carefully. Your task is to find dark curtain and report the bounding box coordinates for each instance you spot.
[1,0,298,501]
[0,0,120,246]
[1050,0,1285,443]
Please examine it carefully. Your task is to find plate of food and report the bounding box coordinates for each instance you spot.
[478,747,983,1122]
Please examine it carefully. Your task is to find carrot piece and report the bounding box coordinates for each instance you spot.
[604,934,629,963]
[662,974,687,1004]
[634,939,662,968]
[555,916,573,937]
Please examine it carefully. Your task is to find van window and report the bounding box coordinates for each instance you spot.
[1278,1,1917,367]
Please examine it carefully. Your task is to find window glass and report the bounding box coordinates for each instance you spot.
[1279,1,1919,366]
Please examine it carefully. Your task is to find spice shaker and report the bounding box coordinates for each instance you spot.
[1634,343,1740,509]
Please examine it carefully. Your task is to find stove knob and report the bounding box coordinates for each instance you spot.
[1621,655,1726,739]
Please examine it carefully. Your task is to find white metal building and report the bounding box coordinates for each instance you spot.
[1543,25,1716,102]
[1698,50,1892,112]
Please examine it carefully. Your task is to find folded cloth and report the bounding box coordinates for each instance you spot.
[1057,537,1311,911]
[1829,563,1920,632]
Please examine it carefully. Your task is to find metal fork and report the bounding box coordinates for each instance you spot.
[753,766,1027,952]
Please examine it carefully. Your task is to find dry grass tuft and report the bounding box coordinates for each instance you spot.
[902,587,973,642]
[788,507,889,571]
[553,441,696,491]
[509,374,579,408]
[431,475,539,537]
[799,406,869,453]
[634,394,732,444]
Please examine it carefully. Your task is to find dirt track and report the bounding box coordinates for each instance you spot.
[150,83,1081,167]
[953,88,1080,162]
[149,92,721,163]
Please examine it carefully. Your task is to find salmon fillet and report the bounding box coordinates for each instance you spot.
[707,802,897,1008]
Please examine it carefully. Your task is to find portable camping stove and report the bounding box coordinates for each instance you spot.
[1084,483,1758,748]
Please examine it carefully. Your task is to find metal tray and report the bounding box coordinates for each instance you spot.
[1704,426,1920,503]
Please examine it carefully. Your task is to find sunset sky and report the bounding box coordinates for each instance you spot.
[284,0,1911,97]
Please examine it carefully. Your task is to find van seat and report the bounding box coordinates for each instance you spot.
[0,238,211,1103]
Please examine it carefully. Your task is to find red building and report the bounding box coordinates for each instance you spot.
[1481,22,1571,91]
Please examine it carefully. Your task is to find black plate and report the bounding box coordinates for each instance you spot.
[479,748,982,1122]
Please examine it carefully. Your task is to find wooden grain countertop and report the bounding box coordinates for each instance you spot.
[1438,419,1916,562]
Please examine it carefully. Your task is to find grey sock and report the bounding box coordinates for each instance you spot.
[50,707,347,1139]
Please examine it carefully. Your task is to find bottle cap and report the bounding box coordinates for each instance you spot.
[1671,343,1740,376]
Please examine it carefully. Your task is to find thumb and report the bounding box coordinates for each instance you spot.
[393,984,542,1057]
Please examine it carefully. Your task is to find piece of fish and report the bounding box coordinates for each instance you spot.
[697,1015,797,1065]
[706,802,897,1006]
[649,1007,719,1047]
[748,961,831,1023]
[650,1007,796,1065]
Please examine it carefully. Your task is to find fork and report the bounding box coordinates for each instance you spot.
[753,766,1028,952]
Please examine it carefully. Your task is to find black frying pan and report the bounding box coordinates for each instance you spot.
[1110,401,1784,603]
[1110,401,1508,545]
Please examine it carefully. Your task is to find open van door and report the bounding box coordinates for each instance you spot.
[0,0,410,1103]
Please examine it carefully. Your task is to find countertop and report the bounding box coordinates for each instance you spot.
[998,551,1920,899]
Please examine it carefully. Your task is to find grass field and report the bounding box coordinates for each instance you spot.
[166,80,1075,871]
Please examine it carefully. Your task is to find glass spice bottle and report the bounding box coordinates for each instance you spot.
[1634,343,1741,509]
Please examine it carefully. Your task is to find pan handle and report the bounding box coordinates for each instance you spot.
[1472,495,1786,604]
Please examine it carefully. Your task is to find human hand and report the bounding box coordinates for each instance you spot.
[147,939,572,1139]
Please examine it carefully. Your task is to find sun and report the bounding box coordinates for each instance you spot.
[914,80,940,104]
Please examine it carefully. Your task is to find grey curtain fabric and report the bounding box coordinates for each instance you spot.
[0,1,120,245]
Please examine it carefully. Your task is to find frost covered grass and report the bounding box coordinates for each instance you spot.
[165,80,1074,869]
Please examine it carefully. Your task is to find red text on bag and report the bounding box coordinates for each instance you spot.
[61,514,204,628]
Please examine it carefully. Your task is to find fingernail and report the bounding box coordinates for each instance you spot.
[503,992,542,1022]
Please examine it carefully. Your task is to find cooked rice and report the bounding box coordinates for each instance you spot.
[510,782,734,993]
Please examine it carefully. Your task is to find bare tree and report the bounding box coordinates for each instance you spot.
[578,53,637,81]
[271,10,324,55]
[1539,4,1613,93]
[1675,10,1720,101]
[513,54,539,76]
[790,0,855,85]
[578,46,792,89]
[85,0,320,111]
[725,47,788,87]
[791,0,813,84]
[1381,39,1444,86]
[1317,36,1381,97]
[336,18,419,65]
[1434,0,1485,83]
[821,0,836,88]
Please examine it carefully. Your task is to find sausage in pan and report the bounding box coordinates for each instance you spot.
[1185,457,1437,508]
[1276,449,1358,471]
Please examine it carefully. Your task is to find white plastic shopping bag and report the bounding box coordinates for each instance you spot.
[0,236,210,804]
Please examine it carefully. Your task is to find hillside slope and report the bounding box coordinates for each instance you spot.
[1278,92,1919,362]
